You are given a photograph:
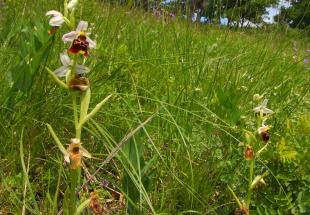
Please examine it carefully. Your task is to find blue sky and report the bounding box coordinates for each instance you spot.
[264,0,291,23]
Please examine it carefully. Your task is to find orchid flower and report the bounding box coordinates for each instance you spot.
[64,138,91,169]
[244,145,254,160]
[257,121,270,135]
[253,99,274,115]
[62,21,96,56]
[69,76,90,91]
[46,10,65,27]
[258,120,271,142]
[54,52,89,77]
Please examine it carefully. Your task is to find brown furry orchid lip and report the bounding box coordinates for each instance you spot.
[69,75,90,91]
[68,34,90,57]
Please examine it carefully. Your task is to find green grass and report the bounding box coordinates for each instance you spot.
[0,0,310,214]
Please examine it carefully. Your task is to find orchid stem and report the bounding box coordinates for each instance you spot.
[227,185,243,209]
[69,168,79,215]
[71,93,79,136]
[68,53,81,214]
[246,159,254,209]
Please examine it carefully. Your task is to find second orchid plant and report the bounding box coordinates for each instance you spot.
[228,97,274,215]
[45,0,111,213]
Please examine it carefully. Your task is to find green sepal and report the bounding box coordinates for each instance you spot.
[46,123,67,156]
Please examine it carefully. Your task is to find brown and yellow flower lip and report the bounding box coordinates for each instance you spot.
[68,34,90,57]
[65,138,91,169]
[244,145,254,161]
[62,21,96,55]
[261,131,270,142]
[258,123,271,143]
[69,75,90,91]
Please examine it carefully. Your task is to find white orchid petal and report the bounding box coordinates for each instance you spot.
[46,10,63,17]
[76,21,88,32]
[60,53,72,66]
[258,126,266,134]
[80,146,92,159]
[75,65,90,75]
[54,66,69,77]
[253,99,273,114]
[62,31,78,42]
[64,153,70,163]
[263,108,274,114]
[253,107,261,113]
[261,99,268,107]
[49,16,65,27]
[86,37,96,49]
[71,138,80,144]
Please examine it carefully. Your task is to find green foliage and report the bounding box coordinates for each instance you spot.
[223,0,278,25]
[277,0,310,30]
[0,0,310,214]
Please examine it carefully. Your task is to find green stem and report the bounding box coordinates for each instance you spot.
[70,9,76,28]
[69,168,79,215]
[69,55,80,138]
[246,159,254,209]
[71,55,78,79]
[76,120,82,139]
[71,93,79,137]
[227,185,243,209]
[64,0,68,18]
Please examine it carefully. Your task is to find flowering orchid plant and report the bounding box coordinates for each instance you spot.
[228,95,274,214]
[45,0,111,213]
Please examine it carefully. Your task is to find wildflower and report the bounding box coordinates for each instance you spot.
[64,138,91,169]
[244,145,254,160]
[46,10,65,27]
[90,191,104,214]
[54,52,89,77]
[69,75,90,91]
[253,99,274,115]
[68,0,78,11]
[62,21,96,57]
[258,121,271,143]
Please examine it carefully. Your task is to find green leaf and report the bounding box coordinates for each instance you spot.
[74,199,91,215]
[46,123,67,156]
[78,94,112,129]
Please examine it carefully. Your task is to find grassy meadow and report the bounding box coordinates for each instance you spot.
[0,0,310,214]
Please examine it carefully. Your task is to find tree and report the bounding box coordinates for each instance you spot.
[223,0,278,27]
[277,0,310,29]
